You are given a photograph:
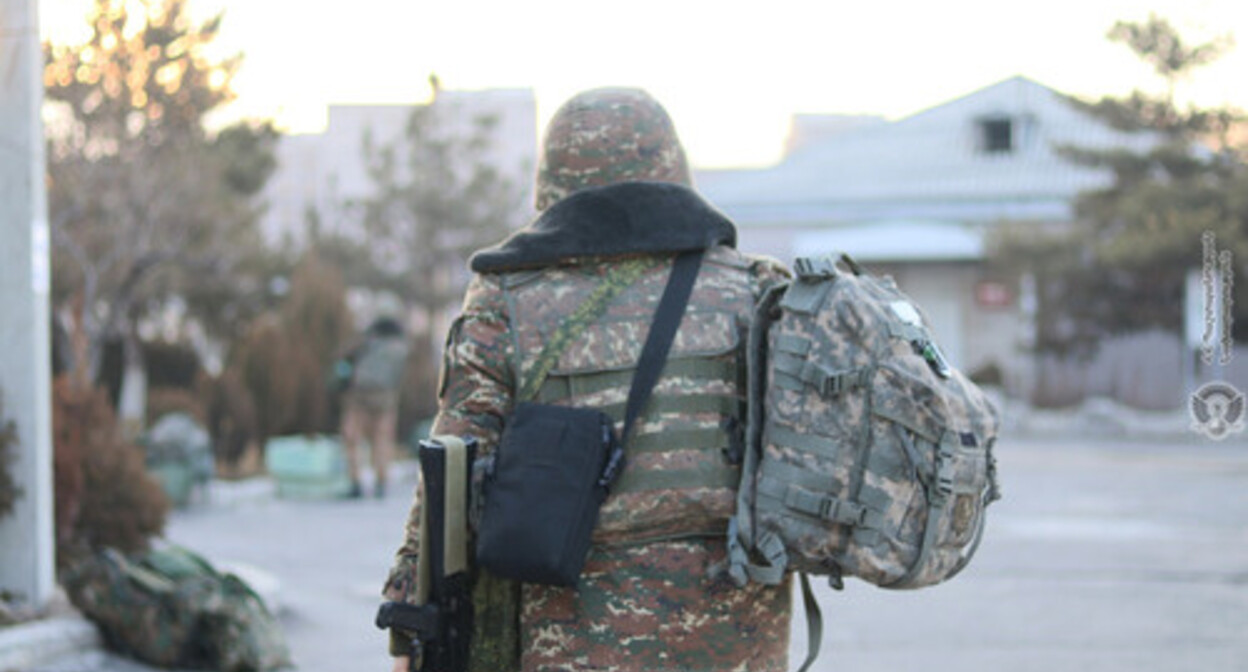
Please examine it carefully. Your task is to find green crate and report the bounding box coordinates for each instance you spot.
[264,435,350,499]
[148,461,195,508]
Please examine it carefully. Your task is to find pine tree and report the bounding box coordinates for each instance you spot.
[991,15,1247,354]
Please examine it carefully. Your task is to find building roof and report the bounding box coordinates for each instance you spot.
[792,220,984,263]
[697,76,1159,228]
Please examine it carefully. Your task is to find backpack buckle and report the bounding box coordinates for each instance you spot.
[598,444,626,490]
[817,497,872,528]
[819,374,841,398]
[794,256,838,279]
[817,368,871,398]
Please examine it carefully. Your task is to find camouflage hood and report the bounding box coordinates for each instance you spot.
[469,181,736,273]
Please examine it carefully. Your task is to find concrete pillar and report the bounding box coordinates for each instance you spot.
[0,0,56,608]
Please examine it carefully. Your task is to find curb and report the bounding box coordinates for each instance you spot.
[0,616,100,672]
[1002,401,1193,441]
[205,476,278,508]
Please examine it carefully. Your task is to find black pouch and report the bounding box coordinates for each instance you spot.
[475,402,624,587]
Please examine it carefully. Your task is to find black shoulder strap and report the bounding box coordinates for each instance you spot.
[621,250,704,445]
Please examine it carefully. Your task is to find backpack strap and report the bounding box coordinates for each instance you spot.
[728,278,834,672]
[727,282,788,588]
[884,433,990,589]
[795,573,825,672]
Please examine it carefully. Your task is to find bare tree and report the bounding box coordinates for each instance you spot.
[44,0,277,423]
[353,80,528,418]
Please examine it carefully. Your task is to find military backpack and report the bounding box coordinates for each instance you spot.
[63,544,292,672]
[351,337,409,392]
[727,254,1001,667]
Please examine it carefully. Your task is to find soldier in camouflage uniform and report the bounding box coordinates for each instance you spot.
[384,87,793,672]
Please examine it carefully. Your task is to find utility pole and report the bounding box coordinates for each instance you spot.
[0,0,55,608]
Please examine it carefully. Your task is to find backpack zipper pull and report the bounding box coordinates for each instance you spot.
[916,339,952,379]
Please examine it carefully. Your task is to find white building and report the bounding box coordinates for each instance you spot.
[260,87,538,248]
[697,76,1174,406]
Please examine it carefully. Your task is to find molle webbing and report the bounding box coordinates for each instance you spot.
[772,335,871,397]
[773,333,811,356]
[629,427,726,454]
[612,462,741,495]
[598,394,739,427]
[536,358,737,403]
[765,425,843,460]
[755,468,883,529]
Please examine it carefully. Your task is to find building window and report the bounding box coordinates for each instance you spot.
[978,117,1013,154]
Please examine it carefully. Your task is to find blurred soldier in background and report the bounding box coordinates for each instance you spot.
[337,316,409,499]
[383,88,792,671]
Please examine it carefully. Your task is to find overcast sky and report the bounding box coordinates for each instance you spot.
[40,0,1248,168]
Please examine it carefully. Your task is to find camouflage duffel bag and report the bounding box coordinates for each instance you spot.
[728,253,1002,592]
[63,544,292,671]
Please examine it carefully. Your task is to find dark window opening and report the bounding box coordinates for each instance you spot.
[980,118,1013,154]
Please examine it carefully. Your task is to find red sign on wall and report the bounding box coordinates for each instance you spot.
[975,280,1013,309]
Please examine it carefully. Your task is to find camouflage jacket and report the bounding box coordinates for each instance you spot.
[386,182,793,672]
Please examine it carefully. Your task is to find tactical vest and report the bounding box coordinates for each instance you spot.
[500,247,761,546]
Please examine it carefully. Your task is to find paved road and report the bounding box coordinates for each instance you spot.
[34,434,1248,671]
[796,435,1248,672]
